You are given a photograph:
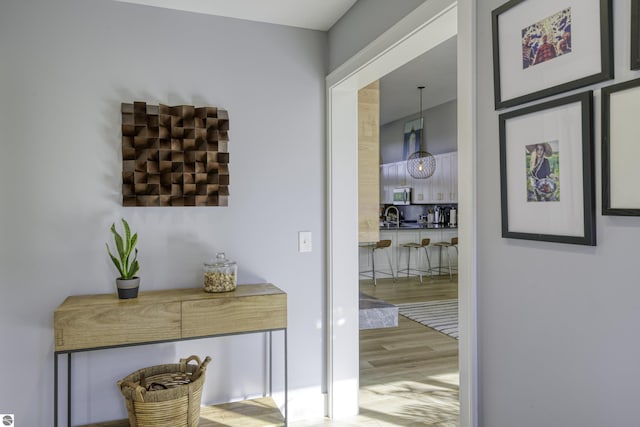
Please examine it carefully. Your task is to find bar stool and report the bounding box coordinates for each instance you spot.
[431,236,458,281]
[359,239,395,285]
[398,238,433,283]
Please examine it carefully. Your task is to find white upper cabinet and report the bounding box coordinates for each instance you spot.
[380,161,409,204]
[382,152,458,204]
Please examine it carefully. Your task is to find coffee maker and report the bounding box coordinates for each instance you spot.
[433,206,441,224]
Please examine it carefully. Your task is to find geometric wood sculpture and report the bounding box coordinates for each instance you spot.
[121,102,230,206]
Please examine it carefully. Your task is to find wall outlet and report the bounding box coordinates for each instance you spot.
[298,231,312,252]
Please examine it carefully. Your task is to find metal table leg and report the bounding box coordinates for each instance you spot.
[54,353,58,427]
[284,328,288,426]
[68,353,71,427]
[269,331,272,396]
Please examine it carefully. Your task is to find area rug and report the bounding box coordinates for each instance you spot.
[397,299,458,339]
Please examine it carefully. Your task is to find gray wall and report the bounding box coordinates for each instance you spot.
[328,0,426,71]
[380,99,457,163]
[477,0,640,426]
[0,0,326,424]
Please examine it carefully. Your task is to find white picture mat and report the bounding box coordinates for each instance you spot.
[609,86,640,208]
[505,101,584,236]
[498,0,601,102]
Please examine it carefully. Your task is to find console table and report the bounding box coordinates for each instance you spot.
[54,283,287,427]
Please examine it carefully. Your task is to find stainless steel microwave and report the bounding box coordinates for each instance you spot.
[392,187,411,205]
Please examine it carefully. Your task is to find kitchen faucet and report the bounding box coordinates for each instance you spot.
[384,205,400,227]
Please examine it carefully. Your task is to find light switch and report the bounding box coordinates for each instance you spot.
[298,231,312,253]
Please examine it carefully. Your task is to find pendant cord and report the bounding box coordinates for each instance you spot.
[418,85,425,152]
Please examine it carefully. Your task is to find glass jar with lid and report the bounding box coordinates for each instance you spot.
[203,252,237,292]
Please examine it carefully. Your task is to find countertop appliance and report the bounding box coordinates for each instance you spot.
[392,187,411,205]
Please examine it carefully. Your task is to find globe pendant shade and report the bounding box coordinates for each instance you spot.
[407,150,436,179]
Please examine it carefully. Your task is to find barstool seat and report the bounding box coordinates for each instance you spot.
[359,239,395,285]
[398,238,433,283]
[431,237,458,281]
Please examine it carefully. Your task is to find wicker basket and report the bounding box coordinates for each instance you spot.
[118,355,212,427]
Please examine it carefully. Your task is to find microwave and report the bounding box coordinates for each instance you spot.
[392,187,411,205]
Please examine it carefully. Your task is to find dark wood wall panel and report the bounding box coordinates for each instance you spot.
[121,102,230,206]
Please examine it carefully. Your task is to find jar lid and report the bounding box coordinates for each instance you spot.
[204,252,236,267]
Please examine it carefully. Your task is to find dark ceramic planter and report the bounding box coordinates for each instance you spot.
[116,277,140,299]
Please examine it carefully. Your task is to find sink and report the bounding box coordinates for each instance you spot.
[399,223,420,228]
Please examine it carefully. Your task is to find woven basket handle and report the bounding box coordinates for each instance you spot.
[179,355,201,373]
[117,380,146,401]
[180,355,212,382]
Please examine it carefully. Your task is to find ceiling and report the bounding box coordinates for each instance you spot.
[379,35,457,125]
[114,0,457,125]
[114,0,358,31]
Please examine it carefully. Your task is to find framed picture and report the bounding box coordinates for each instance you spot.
[499,91,595,245]
[632,0,640,70]
[492,0,613,110]
[402,118,422,160]
[602,78,640,215]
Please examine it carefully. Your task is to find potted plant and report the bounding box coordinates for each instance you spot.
[106,218,141,299]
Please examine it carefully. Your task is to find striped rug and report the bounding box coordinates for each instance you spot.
[397,299,458,339]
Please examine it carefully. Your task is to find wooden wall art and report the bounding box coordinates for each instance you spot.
[121,102,230,206]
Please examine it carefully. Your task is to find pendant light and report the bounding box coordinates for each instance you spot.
[406,85,436,179]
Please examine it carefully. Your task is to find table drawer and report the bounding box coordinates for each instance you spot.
[182,294,287,338]
[54,301,181,351]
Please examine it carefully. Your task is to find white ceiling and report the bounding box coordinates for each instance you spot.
[114,0,457,125]
[114,0,358,31]
[379,35,457,125]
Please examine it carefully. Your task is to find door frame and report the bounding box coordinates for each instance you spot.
[325,1,477,426]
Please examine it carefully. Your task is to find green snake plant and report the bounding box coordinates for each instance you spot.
[106,218,140,280]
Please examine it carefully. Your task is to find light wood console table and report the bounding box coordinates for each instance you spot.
[54,283,287,427]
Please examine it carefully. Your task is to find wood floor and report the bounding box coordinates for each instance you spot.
[85,275,458,427]
[291,274,459,427]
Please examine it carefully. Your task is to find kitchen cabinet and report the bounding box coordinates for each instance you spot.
[408,164,430,203]
[436,152,457,203]
[400,151,457,204]
[380,163,393,204]
[380,161,408,204]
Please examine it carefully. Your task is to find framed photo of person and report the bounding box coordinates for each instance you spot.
[492,0,613,110]
[499,91,595,245]
[632,0,640,70]
[602,78,640,215]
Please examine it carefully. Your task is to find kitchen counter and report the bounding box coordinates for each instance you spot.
[361,226,458,277]
[380,222,458,230]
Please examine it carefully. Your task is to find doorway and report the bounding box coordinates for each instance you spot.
[325,1,476,425]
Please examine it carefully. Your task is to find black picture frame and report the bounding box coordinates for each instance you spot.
[632,0,640,70]
[492,0,613,110]
[499,91,595,245]
[402,118,422,160]
[602,78,640,215]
